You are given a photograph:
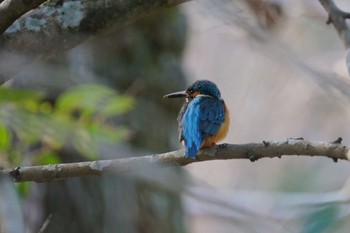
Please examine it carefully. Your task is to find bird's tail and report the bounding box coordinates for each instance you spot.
[185,144,198,158]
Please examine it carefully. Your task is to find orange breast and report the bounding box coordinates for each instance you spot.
[201,104,230,148]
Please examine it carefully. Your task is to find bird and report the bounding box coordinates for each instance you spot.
[164,80,230,158]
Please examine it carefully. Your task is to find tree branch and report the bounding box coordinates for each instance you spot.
[1,138,349,183]
[319,0,350,75]
[0,0,48,35]
[0,0,188,83]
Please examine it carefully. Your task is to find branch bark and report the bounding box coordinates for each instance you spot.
[0,0,48,35]
[0,0,188,83]
[2,138,349,183]
[319,0,350,75]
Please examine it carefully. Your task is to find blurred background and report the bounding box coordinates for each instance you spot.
[182,1,350,232]
[1,0,350,233]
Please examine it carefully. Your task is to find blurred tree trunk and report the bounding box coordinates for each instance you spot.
[20,7,188,233]
[2,1,188,232]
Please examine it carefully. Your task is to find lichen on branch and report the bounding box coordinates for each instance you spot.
[0,0,188,83]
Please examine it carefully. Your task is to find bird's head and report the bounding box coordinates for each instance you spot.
[164,80,222,100]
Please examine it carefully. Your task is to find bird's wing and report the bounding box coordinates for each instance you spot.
[177,101,189,143]
[179,96,225,157]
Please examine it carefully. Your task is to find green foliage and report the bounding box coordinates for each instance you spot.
[35,152,61,165]
[0,124,10,150]
[0,86,43,106]
[0,84,134,167]
[56,84,134,117]
[15,182,31,199]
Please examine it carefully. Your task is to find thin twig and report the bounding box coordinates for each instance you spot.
[319,0,350,48]
[1,138,349,183]
[319,0,350,75]
[38,214,52,233]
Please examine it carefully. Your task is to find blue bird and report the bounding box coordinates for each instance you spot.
[164,80,230,158]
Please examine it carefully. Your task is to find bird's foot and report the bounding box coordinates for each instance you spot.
[218,143,228,149]
[209,142,216,147]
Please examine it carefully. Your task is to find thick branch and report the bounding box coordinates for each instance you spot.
[1,138,349,183]
[0,0,188,83]
[0,0,48,35]
[319,0,350,75]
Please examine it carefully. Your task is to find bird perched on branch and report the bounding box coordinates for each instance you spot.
[164,80,230,158]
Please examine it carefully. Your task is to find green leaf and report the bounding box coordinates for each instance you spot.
[0,84,133,165]
[15,182,31,199]
[56,84,134,118]
[0,87,43,107]
[0,124,10,150]
[88,123,127,143]
[102,96,134,116]
[56,84,115,115]
[72,128,98,160]
[35,152,61,165]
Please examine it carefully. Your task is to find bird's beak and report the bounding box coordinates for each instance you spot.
[163,90,188,98]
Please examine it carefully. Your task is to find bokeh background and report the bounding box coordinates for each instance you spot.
[182,1,350,232]
[1,0,350,233]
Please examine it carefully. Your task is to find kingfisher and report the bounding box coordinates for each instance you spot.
[164,80,230,158]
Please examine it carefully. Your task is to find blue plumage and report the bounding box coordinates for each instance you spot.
[179,96,225,158]
[164,80,228,159]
